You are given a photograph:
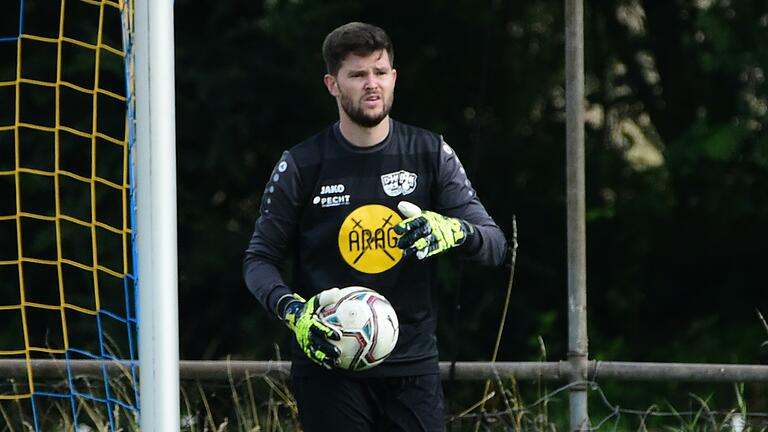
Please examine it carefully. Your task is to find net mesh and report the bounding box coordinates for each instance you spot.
[0,0,138,429]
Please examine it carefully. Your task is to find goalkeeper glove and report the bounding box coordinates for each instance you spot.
[394,201,475,260]
[279,289,342,369]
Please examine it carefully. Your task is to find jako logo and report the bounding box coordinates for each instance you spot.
[320,184,345,194]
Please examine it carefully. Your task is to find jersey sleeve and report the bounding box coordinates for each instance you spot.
[243,151,302,316]
[434,139,508,266]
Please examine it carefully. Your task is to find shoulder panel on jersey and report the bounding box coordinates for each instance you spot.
[259,151,303,219]
[286,126,335,205]
[435,136,477,212]
[390,119,443,155]
[288,126,334,166]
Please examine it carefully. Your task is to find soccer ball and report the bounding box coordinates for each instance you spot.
[317,286,399,371]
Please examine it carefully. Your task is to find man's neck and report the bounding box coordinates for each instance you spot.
[338,116,390,147]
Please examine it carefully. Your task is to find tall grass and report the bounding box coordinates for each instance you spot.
[2,367,767,431]
[2,308,766,431]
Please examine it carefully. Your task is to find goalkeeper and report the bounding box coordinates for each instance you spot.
[243,22,508,432]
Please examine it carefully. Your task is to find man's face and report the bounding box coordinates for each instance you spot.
[326,50,397,128]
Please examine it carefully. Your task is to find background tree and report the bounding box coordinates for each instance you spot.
[168,0,767,374]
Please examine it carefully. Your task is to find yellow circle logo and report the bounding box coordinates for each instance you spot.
[338,204,403,274]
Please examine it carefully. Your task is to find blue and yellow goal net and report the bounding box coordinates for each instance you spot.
[0,0,138,429]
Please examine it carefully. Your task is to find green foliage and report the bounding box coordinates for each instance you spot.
[674,122,749,163]
[164,1,768,379]
[3,0,767,397]
[4,0,768,429]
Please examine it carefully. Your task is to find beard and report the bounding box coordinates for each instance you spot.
[339,91,394,128]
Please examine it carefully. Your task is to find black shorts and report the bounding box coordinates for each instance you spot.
[291,372,445,432]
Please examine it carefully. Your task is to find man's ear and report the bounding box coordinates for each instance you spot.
[323,74,339,97]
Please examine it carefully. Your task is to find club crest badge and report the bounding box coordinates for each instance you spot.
[380,170,417,197]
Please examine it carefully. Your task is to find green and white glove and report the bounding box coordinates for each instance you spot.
[280,288,342,369]
[394,201,475,260]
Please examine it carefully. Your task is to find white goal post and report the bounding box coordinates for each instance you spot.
[134,0,181,430]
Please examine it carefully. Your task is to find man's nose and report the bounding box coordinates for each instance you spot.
[364,74,378,89]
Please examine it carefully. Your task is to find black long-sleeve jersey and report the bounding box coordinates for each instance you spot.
[243,119,507,377]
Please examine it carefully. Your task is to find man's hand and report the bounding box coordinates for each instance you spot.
[394,201,474,260]
[281,289,342,369]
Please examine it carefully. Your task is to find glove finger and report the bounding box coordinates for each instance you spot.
[396,219,430,248]
[306,296,320,314]
[394,214,426,235]
[317,287,341,308]
[307,344,333,369]
[416,248,429,260]
[403,245,417,257]
[404,247,431,260]
[393,219,410,235]
[397,200,423,218]
[309,328,341,360]
[424,233,441,259]
[404,234,439,259]
[311,340,340,363]
[414,235,432,252]
[403,235,430,258]
[322,356,339,369]
[417,234,437,259]
[311,321,341,341]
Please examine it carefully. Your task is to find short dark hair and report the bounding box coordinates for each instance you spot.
[322,22,394,76]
